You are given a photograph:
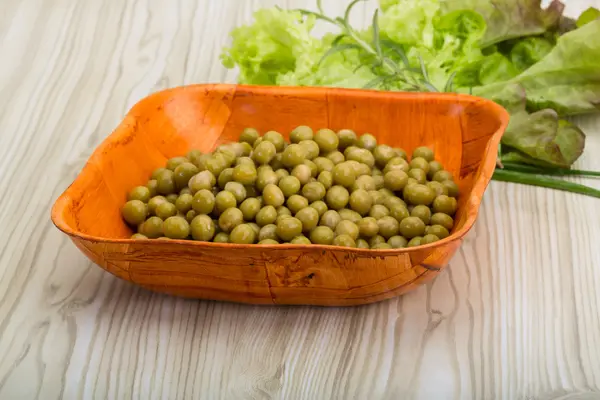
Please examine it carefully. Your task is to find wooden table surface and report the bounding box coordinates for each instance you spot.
[1,0,600,399]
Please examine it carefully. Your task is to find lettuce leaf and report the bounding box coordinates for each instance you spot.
[576,7,600,27]
[476,83,527,113]
[220,8,379,89]
[380,4,488,89]
[379,0,441,47]
[277,35,377,89]
[475,20,600,116]
[220,8,324,85]
[508,36,554,72]
[500,148,570,168]
[517,20,600,115]
[473,21,598,168]
[501,109,585,167]
[441,0,565,46]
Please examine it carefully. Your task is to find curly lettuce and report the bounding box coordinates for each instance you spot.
[220,8,378,89]
[220,8,322,85]
[221,1,600,169]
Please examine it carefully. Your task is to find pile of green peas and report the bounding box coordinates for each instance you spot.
[121,126,459,249]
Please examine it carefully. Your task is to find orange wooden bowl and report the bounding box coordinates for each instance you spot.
[51,84,508,306]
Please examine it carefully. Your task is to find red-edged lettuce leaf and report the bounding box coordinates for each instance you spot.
[515,20,600,115]
[442,0,565,47]
[501,109,585,167]
[475,20,600,116]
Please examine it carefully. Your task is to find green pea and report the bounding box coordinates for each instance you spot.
[128,186,151,203]
[188,170,216,194]
[337,129,357,150]
[287,194,309,214]
[224,181,247,203]
[173,162,200,190]
[388,236,408,248]
[263,131,285,152]
[290,125,313,143]
[282,144,307,167]
[325,185,349,210]
[299,140,320,160]
[295,207,319,232]
[155,202,177,219]
[349,189,372,216]
[291,164,312,185]
[175,193,193,214]
[230,224,257,244]
[263,184,285,207]
[310,200,328,217]
[314,129,339,153]
[310,226,334,245]
[232,163,257,185]
[163,216,190,239]
[332,234,356,248]
[258,224,278,242]
[166,157,189,171]
[252,141,277,165]
[215,191,237,213]
[276,217,303,241]
[122,200,148,226]
[278,175,301,197]
[302,182,326,202]
[191,189,215,215]
[240,128,260,145]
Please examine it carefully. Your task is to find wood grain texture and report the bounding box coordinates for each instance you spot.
[51,84,507,306]
[1,0,599,398]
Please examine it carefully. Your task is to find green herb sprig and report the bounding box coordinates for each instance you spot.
[296,0,454,92]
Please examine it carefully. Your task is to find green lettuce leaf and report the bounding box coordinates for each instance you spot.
[475,20,600,116]
[277,34,377,89]
[508,36,554,72]
[454,52,522,88]
[500,149,567,168]
[576,7,600,27]
[474,82,526,113]
[478,52,520,84]
[441,0,565,47]
[220,8,379,89]
[501,109,585,167]
[379,0,399,12]
[379,0,441,48]
[220,8,324,85]
[380,4,488,89]
[518,19,600,115]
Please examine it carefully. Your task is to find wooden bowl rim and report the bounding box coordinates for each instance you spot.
[51,84,509,255]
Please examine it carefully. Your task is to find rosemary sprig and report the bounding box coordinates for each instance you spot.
[296,0,446,92]
[444,71,457,92]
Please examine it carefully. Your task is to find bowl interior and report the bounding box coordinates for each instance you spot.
[54,84,506,241]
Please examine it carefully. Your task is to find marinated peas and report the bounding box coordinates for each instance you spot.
[122,126,459,248]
